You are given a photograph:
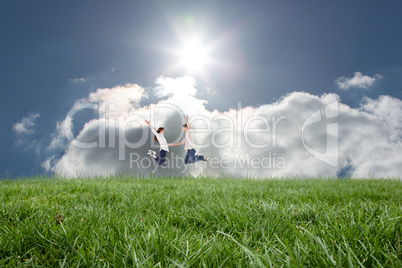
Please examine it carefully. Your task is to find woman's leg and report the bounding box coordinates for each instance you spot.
[157,150,167,166]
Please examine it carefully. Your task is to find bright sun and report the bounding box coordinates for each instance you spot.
[178,37,209,74]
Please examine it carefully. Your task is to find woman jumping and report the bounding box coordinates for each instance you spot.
[145,120,170,166]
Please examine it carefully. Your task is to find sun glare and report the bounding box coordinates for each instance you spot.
[178,38,209,74]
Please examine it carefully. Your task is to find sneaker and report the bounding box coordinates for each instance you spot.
[148,150,156,156]
[147,151,157,159]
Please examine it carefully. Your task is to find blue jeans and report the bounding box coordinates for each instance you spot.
[184,149,204,165]
[154,149,167,166]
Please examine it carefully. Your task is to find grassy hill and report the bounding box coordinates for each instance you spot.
[0,176,401,267]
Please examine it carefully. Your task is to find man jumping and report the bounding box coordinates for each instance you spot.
[169,116,207,164]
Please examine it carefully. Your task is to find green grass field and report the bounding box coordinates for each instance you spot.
[0,176,401,267]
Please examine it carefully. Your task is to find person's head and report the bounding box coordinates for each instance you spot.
[182,124,188,132]
[154,127,165,142]
[157,127,165,134]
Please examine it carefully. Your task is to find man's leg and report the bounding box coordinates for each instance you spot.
[188,149,196,164]
[195,154,205,162]
[184,150,191,164]
[193,150,206,163]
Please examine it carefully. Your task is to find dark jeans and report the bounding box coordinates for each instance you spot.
[154,149,167,166]
[184,149,204,164]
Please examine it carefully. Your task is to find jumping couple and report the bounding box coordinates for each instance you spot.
[145,116,207,167]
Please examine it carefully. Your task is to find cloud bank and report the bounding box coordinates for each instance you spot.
[336,72,382,90]
[42,77,401,178]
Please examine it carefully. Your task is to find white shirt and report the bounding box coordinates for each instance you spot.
[183,129,195,150]
[151,129,169,152]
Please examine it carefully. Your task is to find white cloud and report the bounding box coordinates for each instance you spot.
[46,116,73,151]
[69,78,86,84]
[13,113,41,150]
[336,72,382,90]
[46,83,145,152]
[13,113,40,134]
[43,77,402,178]
[88,83,145,117]
[154,76,197,97]
[361,95,402,141]
[206,87,216,95]
[41,155,56,171]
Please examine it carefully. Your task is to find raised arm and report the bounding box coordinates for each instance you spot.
[186,115,191,130]
[169,116,190,146]
[145,120,157,135]
[145,120,154,130]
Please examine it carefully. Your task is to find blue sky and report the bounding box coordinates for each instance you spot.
[2,0,402,178]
